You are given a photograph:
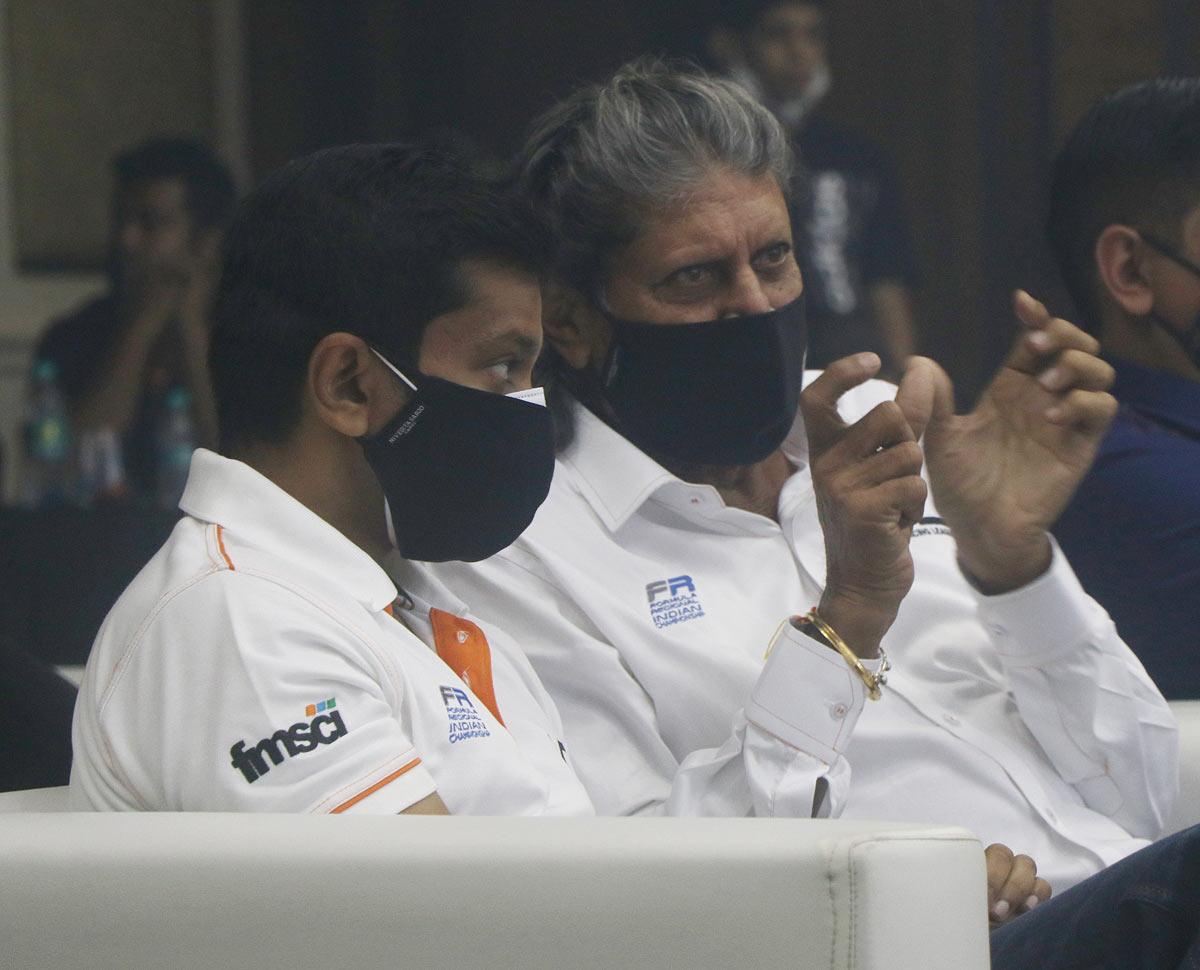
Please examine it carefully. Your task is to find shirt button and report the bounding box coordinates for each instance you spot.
[988,622,1006,638]
[690,497,701,505]
[831,703,848,720]
[942,713,960,726]
[1046,809,1059,824]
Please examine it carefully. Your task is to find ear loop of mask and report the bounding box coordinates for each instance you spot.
[1139,232,1200,363]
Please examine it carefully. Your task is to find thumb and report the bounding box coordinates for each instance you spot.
[895,356,954,442]
[800,352,882,454]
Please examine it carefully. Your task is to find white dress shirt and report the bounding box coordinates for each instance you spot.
[429,377,1178,889]
[71,450,592,817]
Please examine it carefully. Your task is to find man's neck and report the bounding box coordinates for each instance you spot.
[1101,317,1200,383]
[231,440,393,562]
[662,448,794,521]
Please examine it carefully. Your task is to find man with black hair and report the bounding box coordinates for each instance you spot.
[69,143,591,816]
[1050,79,1200,697]
[34,137,236,494]
[707,0,918,375]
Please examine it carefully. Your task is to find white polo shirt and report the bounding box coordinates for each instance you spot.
[429,379,1179,889]
[70,450,592,817]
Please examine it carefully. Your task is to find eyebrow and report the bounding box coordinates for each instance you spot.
[475,330,540,357]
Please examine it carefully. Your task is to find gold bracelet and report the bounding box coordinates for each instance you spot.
[796,608,891,701]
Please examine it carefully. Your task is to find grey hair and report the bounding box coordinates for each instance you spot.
[517,57,794,294]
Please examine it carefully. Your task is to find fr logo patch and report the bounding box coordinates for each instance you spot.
[645,574,706,629]
[440,685,491,744]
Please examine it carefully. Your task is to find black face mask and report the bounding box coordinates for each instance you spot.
[1140,232,1200,368]
[360,351,555,562]
[598,295,808,466]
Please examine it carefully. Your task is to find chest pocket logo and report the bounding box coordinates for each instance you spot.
[645,575,706,629]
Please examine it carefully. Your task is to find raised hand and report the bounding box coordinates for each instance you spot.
[801,353,928,658]
[898,291,1117,593]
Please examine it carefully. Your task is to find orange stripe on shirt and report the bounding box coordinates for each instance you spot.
[330,757,423,814]
[429,608,505,726]
[215,525,236,570]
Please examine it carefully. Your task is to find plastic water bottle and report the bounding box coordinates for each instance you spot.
[156,387,195,509]
[21,359,73,508]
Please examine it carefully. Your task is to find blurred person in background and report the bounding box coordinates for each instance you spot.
[33,137,235,498]
[708,0,918,376]
[1051,79,1200,699]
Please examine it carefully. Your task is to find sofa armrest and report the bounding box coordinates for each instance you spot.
[0,814,989,969]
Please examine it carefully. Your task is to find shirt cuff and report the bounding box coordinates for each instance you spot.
[745,621,874,764]
[974,537,1104,666]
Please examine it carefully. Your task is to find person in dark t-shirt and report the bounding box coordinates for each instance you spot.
[34,138,235,494]
[708,0,919,375]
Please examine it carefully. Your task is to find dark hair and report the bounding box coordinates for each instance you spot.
[114,137,237,232]
[210,142,545,452]
[1048,78,1200,330]
[714,0,827,32]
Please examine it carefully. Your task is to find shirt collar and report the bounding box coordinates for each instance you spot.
[179,449,398,612]
[1109,356,1200,439]
[558,395,810,533]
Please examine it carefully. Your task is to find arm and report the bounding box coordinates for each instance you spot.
[72,282,178,434]
[976,543,1177,838]
[174,254,220,449]
[437,551,868,819]
[900,291,1176,835]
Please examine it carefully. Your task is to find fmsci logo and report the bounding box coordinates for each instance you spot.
[229,697,348,784]
[645,574,705,629]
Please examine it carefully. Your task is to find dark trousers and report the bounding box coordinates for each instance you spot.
[0,637,76,791]
[992,825,1200,969]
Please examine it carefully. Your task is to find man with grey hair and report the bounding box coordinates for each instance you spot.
[428,60,1179,918]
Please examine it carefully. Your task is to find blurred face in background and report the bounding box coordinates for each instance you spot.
[110,176,198,291]
[743,1,829,104]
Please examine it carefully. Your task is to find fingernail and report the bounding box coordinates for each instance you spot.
[991,900,1010,920]
[1024,895,1040,911]
[1028,331,1051,351]
[1045,406,1064,422]
[1038,367,1063,390]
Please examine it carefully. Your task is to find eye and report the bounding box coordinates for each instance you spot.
[756,242,792,268]
[664,264,715,288]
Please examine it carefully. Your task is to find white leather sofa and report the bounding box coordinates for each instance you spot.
[0,793,990,970]
[1168,700,1200,835]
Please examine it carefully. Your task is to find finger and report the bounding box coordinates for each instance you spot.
[895,356,954,442]
[849,440,924,490]
[994,854,1038,922]
[866,474,928,528]
[1037,349,1115,394]
[801,353,883,454]
[1045,389,1119,434]
[984,843,1015,908]
[1007,311,1101,375]
[1019,877,1053,915]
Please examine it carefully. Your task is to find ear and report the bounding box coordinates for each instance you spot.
[1095,225,1156,317]
[706,27,743,70]
[541,281,611,372]
[307,333,410,439]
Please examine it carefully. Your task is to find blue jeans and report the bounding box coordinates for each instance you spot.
[991,825,1200,969]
